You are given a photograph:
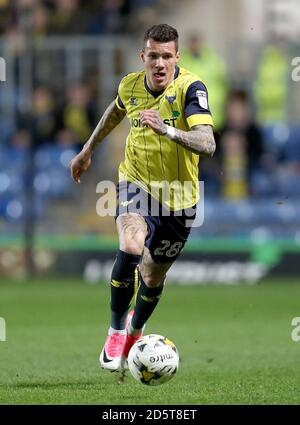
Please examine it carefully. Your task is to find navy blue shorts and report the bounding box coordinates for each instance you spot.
[115,181,196,263]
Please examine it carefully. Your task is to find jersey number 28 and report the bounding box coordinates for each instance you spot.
[154,240,183,258]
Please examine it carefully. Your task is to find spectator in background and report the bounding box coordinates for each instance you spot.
[31,86,59,145]
[0,0,12,34]
[17,86,59,147]
[221,130,248,200]
[48,0,89,35]
[219,90,264,199]
[58,82,97,148]
[254,36,289,125]
[87,0,126,35]
[180,33,228,132]
[31,3,51,37]
[125,0,159,34]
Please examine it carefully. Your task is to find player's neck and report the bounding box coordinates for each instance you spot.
[144,77,165,98]
[144,66,180,98]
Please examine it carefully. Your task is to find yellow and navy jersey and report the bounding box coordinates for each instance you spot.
[115,66,213,210]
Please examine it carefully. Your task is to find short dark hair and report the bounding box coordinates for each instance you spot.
[143,24,179,51]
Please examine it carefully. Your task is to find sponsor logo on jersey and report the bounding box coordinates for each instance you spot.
[131,118,143,127]
[165,94,176,104]
[196,90,208,109]
[132,116,178,128]
[130,97,138,106]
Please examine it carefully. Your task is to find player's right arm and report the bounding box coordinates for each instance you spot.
[70,99,126,183]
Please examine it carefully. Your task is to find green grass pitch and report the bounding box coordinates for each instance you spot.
[0,278,300,404]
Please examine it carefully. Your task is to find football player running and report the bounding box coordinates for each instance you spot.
[70,24,215,375]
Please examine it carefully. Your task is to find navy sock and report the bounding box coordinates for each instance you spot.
[131,273,164,330]
[110,250,140,330]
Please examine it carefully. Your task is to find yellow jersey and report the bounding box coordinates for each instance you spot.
[115,66,213,210]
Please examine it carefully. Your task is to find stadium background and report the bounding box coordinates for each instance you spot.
[1,0,300,405]
[1,0,300,283]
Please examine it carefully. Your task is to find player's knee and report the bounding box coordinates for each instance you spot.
[120,239,144,256]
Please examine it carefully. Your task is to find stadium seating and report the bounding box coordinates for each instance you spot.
[0,144,77,223]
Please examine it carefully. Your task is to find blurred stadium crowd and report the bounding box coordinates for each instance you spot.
[0,0,300,240]
[0,0,159,35]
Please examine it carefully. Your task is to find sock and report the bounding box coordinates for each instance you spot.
[110,250,140,330]
[108,327,126,336]
[131,273,164,331]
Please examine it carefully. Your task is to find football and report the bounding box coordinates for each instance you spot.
[127,334,179,385]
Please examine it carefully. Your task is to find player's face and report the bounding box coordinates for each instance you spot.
[141,39,180,92]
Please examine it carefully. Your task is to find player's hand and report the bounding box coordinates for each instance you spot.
[139,110,167,135]
[70,146,92,184]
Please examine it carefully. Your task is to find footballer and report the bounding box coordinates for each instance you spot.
[70,24,215,374]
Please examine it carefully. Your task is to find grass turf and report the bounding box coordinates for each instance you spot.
[0,278,300,405]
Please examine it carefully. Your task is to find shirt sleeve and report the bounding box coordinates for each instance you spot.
[184,81,213,128]
[115,94,126,111]
[115,78,126,111]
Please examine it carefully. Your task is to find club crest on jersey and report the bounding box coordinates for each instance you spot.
[165,94,176,104]
[130,97,138,106]
[196,90,208,109]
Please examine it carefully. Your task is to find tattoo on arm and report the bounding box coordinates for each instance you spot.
[85,100,126,151]
[166,124,216,157]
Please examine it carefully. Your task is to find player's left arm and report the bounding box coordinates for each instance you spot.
[139,80,216,157]
[139,110,215,157]
[166,122,215,157]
